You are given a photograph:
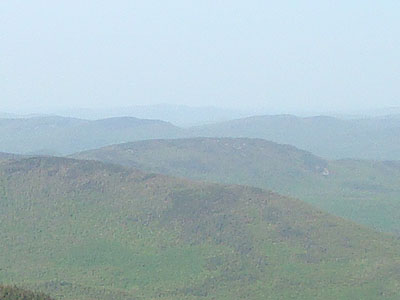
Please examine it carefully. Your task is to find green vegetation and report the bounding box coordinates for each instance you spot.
[1,157,400,299]
[73,137,400,234]
[0,286,53,300]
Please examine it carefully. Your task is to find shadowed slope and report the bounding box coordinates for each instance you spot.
[0,286,53,300]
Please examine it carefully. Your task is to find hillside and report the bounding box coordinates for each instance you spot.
[2,113,400,160]
[0,286,53,300]
[73,138,400,234]
[1,157,400,299]
[0,152,24,162]
[0,116,183,155]
[191,114,400,160]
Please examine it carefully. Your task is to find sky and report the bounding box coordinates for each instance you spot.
[1,1,399,114]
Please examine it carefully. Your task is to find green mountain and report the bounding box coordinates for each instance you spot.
[0,116,183,155]
[0,286,53,300]
[191,114,400,160]
[1,157,400,299]
[73,138,400,234]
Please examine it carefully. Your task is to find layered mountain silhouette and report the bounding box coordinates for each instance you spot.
[192,114,400,160]
[2,114,400,160]
[0,116,183,155]
[74,137,400,234]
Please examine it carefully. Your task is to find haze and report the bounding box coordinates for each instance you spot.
[3,3,400,299]
[1,1,399,114]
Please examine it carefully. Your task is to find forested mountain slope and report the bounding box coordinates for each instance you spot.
[74,138,400,234]
[1,157,400,299]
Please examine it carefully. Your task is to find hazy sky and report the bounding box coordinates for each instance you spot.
[1,1,399,113]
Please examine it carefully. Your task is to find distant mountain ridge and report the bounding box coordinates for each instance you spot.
[0,152,25,161]
[43,104,252,127]
[0,116,183,155]
[73,137,400,234]
[1,113,400,160]
[191,114,400,160]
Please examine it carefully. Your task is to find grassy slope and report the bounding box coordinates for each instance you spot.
[1,157,400,299]
[191,114,400,160]
[73,138,400,234]
[0,116,183,155]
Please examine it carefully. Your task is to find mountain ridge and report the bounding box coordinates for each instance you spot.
[0,116,183,155]
[2,156,400,299]
[2,113,400,160]
[191,114,400,160]
[72,137,400,234]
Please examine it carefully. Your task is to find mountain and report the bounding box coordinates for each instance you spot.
[0,116,183,155]
[52,104,251,127]
[73,137,400,234]
[1,156,400,299]
[0,152,21,161]
[191,114,400,160]
[2,113,400,160]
